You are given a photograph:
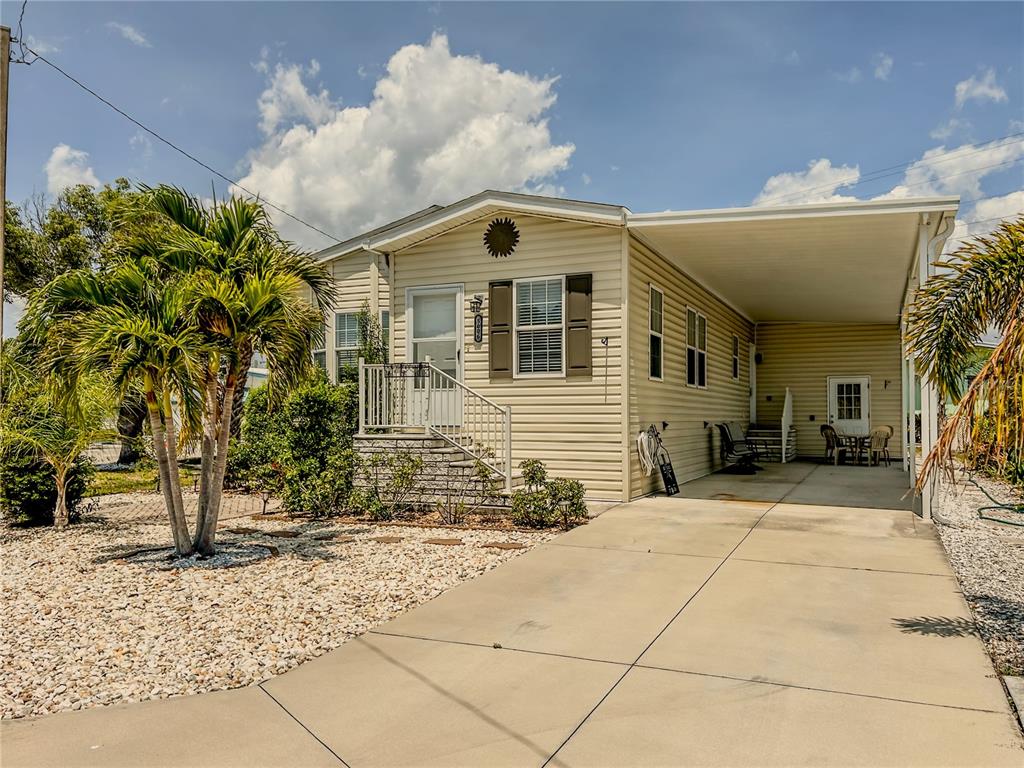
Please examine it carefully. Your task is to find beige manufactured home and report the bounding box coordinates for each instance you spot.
[313,191,958,515]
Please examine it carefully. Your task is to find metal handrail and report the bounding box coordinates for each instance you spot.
[358,358,513,492]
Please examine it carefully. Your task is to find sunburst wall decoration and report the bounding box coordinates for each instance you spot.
[483,217,520,258]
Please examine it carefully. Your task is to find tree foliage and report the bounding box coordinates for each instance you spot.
[907,217,1024,487]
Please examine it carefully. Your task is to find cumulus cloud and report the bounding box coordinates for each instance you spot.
[877,137,1024,201]
[872,53,893,81]
[955,68,1007,109]
[930,118,971,141]
[44,144,100,195]
[234,34,574,246]
[753,159,860,206]
[106,22,151,48]
[25,35,60,54]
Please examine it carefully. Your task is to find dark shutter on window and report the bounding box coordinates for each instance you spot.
[566,273,593,377]
[488,280,513,379]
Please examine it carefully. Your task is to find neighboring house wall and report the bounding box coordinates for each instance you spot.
[754,323,904,457]
[318,250,390,382]
[627,236,754,498]
[392,214,626,499]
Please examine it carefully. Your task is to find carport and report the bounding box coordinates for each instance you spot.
[627,197,960,517]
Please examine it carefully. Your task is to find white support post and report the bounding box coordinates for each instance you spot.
[357,357,365,436]
[504,405,513,494]
[917,216,934,520]
[900,333,909,473]
[423,355,432,433]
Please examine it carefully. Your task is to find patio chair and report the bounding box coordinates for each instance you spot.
[869,427,892,467]
[725,421,768,460]
[820,424,849,466]
[716,422,762,473]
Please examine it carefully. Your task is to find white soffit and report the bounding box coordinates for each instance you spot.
[628,198,959,324]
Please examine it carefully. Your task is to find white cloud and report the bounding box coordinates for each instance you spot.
[25,35,60,54]
[784,50,800,66]
[44,144,100,195]
[753,159,860,206]
[930,118,971,141]
[234,34,574,246]
[255,55,337,135]
[877,137,1024,201]
[106,22,151,48]
[130,130,153,159]
[955,68,1007,109]
[872,52,893,81]
[609,165,620,172]
[3,296,26,340]
[834,67,863,84]
[970,190,1024,229]
[581,173,591,186]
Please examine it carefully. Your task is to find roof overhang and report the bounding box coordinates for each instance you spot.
[315,190,626,263]
[627,197,960,324]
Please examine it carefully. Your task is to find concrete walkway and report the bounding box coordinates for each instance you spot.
[4,465,1022,767]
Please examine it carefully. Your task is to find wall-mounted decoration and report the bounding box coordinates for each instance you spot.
[470,294,485,343]
[484,217,520,258]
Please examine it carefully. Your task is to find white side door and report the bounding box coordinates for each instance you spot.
[407,285,463,427]
[828,375,870,436]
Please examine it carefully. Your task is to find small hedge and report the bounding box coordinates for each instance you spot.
[0,452,94,526]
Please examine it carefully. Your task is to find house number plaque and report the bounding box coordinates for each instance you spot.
[473,313,484,343]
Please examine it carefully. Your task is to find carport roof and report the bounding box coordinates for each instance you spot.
[627,197,960,324]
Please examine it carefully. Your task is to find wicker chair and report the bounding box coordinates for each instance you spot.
[820,424,849,465]
[869,427,893,466]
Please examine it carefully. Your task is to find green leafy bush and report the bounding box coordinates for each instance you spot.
[0,452,94,526]
[509,459,588,529]
[227,372,359,517]
[350,452,425,521]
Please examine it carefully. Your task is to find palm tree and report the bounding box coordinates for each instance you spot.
[147,187,334,554]
[24,257,206,553]
[907,217,1024,486]
[0,371,114,528]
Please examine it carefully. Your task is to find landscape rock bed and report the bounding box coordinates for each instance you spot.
[0,492,553,720]
[935,476,1024,676]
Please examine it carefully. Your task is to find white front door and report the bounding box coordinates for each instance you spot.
[407,285,463,427]
[828,376,870,436]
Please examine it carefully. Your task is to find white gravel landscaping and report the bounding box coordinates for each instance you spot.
[0,492,554,720]
[935,475,1024,677]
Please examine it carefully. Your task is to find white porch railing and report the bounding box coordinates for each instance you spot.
[358,359,513,492]
[781,387,793,464]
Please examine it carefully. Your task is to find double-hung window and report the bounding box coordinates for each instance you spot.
[514,276,564,376]
[335,312,360,377]
[686,308,708,388]
[649,285,664,380]
[731,335,740,380]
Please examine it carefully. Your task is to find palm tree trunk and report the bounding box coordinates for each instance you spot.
[193,367,219,548]
[161,387,192,553]
[145,383,191,556]
[229,348,252,439]
[115,394,147,465]
[197,367,238,554]
[53,470,69,529]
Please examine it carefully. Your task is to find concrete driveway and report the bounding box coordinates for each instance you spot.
[4,464,1022,767]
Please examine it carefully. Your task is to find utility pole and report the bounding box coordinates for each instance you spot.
[0,25,9,359]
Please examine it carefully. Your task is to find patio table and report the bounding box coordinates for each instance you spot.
[838,433,870,465]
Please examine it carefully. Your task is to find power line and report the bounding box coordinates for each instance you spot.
[16,44,342,243]
[759,132,1024,206]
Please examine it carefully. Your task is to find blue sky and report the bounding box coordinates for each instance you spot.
[3,1,1023,333]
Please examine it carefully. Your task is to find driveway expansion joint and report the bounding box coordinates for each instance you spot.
[540,499,780,766]
[258,683,352,767]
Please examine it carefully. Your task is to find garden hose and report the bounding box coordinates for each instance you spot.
[967,476,1024,527]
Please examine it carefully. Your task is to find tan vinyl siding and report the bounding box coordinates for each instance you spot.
[322,251,390,381]
[393,214,625,498]
[627,237,754,498]
[755,323,903,457]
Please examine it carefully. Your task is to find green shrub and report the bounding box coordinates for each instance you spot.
[226,371,359,516]
[509,459,588,530]
[350,452,425,521]
[0,452,94,526]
